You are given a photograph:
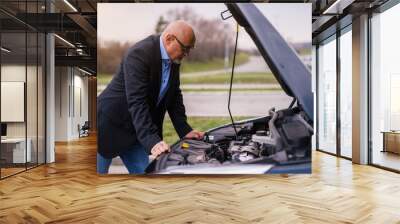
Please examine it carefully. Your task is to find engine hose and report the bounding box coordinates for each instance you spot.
[155,153,169,171]
[268,108,282,149]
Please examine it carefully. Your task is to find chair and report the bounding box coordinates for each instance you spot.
[78,121,90,138]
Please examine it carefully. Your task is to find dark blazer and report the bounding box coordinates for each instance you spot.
[97,35,192,159]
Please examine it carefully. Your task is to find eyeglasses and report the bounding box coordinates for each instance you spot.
[172,35,193,55]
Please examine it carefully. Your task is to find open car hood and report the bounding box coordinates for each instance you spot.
[226,3,313,122]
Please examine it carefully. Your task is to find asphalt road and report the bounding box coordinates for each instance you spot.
[181,83,280,89]
[181,55,270,77]
[234,55,270,73]
[182,91,292,117]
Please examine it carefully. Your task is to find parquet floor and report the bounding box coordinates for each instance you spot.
[1,134,400,223]
[1,167,26,177]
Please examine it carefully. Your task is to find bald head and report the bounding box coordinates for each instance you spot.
[161,20,196,64]
[162,20,195,46]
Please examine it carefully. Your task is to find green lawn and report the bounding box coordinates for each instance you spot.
[97,53,251,86]
[162,116,251,145]
[180,52,250,73]
[297,48,311,56]
[97,74,113,86]
[181,72,277,85]
[98,72,280,92]
[99,72,277,86]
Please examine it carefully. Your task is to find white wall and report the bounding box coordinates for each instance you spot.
[1,65,34,138]
[55,66,69,141]
[1,65,26,141]
[55,67,89,141]
[1,65,40,137]
[1,65,26,81]
[1,64,46,164]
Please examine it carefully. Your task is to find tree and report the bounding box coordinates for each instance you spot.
[158,7,235,62]
[155,16,167,35]
[98,40,133,74]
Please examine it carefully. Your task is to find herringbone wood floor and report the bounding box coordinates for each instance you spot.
[1,134,400,224]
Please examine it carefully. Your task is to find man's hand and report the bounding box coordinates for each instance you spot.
[184,130,205,140]
[151,141,170,157]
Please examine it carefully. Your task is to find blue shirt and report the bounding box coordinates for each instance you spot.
[158,36,171,105]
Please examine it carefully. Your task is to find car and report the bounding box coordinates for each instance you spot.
[146,3,314,174]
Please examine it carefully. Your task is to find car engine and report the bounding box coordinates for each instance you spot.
[151,106,313,172]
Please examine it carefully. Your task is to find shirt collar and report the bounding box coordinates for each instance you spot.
[159,36,170,61]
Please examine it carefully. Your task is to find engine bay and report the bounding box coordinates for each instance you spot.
[150,106,313,173]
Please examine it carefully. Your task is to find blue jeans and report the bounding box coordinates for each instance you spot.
[97,144,149,174]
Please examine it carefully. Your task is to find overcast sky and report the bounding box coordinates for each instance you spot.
[98,3,311,50]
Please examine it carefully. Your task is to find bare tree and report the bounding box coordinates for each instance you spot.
[163,7,235,62]
[99,7,238,74]
[98,40,133,74]
[155,16,168,35]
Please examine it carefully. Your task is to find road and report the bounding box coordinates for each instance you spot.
[181,83,280,90]
[234,55,270,73]
[99,88,291,117]
[181,55,270,77]
[182,91,292,117]
[98,55,273,95]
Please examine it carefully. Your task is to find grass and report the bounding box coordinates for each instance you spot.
[181,72,277,85]
[97,74,113,86]
[180,52,250,73]
[162,116,251,145]
[99,72,278,87]
[297,48,311,56]
[97,53,251,86]
[97,72,280,92]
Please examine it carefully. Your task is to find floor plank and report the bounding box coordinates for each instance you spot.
[1,134,400,223]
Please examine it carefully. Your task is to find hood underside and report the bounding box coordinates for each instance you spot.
[226,3,313,122]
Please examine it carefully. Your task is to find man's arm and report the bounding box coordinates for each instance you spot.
[123,48,161,153]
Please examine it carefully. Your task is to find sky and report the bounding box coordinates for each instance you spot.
[98,3,311,50]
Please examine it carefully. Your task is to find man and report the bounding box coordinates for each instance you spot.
[97,20,204,174]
